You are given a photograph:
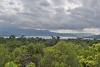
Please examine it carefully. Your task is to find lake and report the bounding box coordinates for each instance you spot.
[25,36,81,39]
[4,36,94,40]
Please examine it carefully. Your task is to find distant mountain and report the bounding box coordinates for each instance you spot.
[0,27,95,37]
[83,34,100,39]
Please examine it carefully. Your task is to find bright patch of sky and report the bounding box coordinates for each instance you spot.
[50,28,100,35]
[2,0,24,15]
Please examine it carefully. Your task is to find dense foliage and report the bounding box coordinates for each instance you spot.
[0,35,100,67]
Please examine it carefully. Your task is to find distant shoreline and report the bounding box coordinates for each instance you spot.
[2,35,96,40]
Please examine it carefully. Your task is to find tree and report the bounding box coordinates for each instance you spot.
[26,62,35,67]
[40,41,82,67]
[0,45,11,67]
[5,61,17,67]
[27,43,36,56]
[78,43,100,67]
[9,35,16,39]
[12,46,29,67]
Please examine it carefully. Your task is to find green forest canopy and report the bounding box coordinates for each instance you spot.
[0,35,100,67]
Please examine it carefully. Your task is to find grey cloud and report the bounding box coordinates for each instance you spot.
[0,0,100,31]
[51,0,64,6]
[40,0,50,6]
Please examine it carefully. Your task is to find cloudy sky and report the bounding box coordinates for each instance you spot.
[0,0,100,34]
